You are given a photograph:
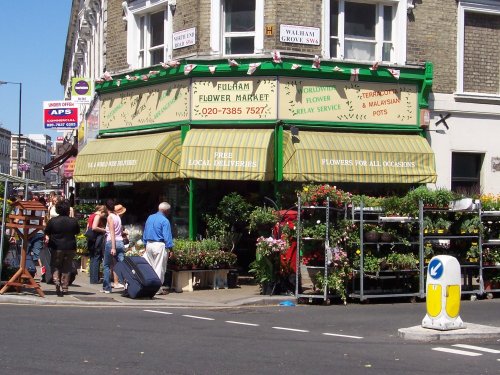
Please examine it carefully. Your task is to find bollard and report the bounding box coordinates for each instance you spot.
[422,255,465,331]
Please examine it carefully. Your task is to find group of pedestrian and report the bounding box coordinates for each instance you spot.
[10,189,174,297]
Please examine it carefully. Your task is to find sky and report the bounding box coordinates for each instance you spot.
[0,1,72,140]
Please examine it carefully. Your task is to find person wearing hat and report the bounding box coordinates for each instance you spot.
[102,199,126,293]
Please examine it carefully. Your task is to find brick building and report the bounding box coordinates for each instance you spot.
[61,0,497,238]
[408,0,500,194]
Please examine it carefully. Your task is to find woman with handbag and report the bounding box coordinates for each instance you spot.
[86,205,108,284]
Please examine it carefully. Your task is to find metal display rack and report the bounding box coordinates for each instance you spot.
[480,210,500,299]
[350,202,422,301]
[295,196,346,303]
[421,202,482,299]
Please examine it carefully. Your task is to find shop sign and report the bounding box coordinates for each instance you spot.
[62,156,76,178]
[173,27,196,49]
[100,80,189,130]
[191,77,277,121]
[43,101,79,129]
[279,78,418,125]
[71,77,92,103]
[85,101,100,142]
[280,24,320,45]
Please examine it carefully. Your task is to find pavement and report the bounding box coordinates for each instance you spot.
[398,323,500,342]
[0,270,292,308]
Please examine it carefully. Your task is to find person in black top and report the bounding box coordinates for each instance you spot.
[68,186,75,207]
[44,199,80,297]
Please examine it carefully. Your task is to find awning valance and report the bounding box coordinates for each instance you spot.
[283,131,437,183]
[43,144,78,173]
[73,131,182,183]
[180,129,274,181]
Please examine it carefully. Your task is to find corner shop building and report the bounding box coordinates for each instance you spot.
[74,59,437,238]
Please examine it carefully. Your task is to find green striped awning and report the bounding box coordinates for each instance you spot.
[180,129,274,181]
[283,131,437,183]
[74,131,181,182]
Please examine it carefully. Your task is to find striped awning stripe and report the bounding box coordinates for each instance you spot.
[180,129,274,181]
[283,131,437,183]
[74,131,181,182]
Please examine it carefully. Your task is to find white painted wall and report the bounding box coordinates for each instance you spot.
[428,93,500,194]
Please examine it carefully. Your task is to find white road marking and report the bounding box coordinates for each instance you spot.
[225,321,260,327]
[144,310,173,315]
[322,333,364,339]
[272,327,309,333]
[452,344,500,354]
[432,347,482,357]
[182,315,215,321]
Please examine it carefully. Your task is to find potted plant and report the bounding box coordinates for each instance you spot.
[363,224,382,243]
[434,188,455,208]
[384,252,419,270]
[299,184,351,208]
[483,247,500,266]
[381,196,404,216]
[434,218,452,234]
[249,236,287,294]
[460,216,483,234]
[301,220,328,240]
[405,186,436,208]
[466,243,480,263]
[424,242,434,264]
[423,217,434,234]
[248,206,278,235]
[483,270,500,291]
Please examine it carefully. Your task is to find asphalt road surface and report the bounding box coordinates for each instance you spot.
[0,299,499,375]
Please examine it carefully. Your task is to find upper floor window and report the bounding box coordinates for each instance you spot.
[325,0,406,64]
[457,1,500,98]
[125,1,172,69]
[223,0,255,55]
[211,0,264,56]
[139,10,168,67]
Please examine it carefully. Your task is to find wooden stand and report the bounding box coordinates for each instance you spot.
[0,201,47,297]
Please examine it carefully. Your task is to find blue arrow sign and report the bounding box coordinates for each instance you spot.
[429,258,444,280]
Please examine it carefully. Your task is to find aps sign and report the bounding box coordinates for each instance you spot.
[43,101,79,129]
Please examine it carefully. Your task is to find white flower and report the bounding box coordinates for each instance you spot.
[316,220,321,224]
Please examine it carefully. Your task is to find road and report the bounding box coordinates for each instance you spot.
[0,299,499,375]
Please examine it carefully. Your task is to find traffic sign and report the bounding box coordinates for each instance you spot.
[429,258,444,280]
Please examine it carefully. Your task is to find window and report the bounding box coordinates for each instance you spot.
[125,1,172,69]
[457,1,500,98]
[451,152,483,194]
[138,10,168,67]
[223,0,255,55]
[211,0,264,56]
[325,0,405,64]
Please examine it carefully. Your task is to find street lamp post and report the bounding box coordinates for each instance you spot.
[0,80,22,177]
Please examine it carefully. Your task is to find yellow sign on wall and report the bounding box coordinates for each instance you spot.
[279,78,418,125]
[100,80,190,130]
[191,77,277,121]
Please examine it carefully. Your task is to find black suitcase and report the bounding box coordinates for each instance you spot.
[114,256,161,298]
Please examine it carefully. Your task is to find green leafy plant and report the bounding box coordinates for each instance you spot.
[381,196,404,216]
[434,188,455,208]
[217,192,252,231]
[384,252,419,270]
[248,206,278,233]
[301,221,328,239]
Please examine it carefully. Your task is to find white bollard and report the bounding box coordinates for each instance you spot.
[422,255,465,331]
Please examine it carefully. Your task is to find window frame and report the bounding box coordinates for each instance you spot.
[125,0,173,69]
[322,0,406,64]
[456,1,500,100]
[211,0,264,56]
[451,152,484,194]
